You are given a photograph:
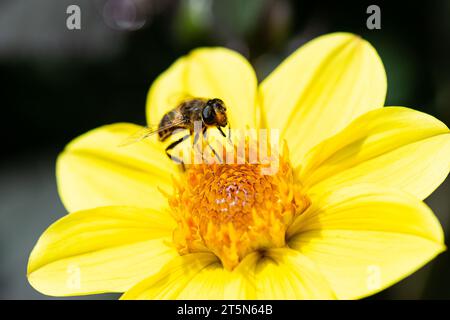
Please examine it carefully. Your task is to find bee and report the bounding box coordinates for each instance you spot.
[121,98,229,163]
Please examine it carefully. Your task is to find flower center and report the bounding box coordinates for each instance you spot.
[168,143,310,270]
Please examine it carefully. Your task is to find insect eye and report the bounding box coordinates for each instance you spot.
[202,105,215,124]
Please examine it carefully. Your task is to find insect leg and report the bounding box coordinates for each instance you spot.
[165,134,191,167]
[192,129,207,162]
[217,126,226,137]
[193,129,200,145]
[204,128,223,163]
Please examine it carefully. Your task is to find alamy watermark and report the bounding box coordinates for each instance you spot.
[164,121,281,176]
[66,263,81,289]
[66,5,81,30]
[66,4,382,31]
[366,265,382,291]
[366,5,381,30]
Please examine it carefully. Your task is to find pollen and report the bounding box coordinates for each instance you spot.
[168,142,310,270]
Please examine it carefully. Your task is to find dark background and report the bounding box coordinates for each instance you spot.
[0,0,449,299]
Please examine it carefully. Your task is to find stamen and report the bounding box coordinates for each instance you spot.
[168,142,310,270]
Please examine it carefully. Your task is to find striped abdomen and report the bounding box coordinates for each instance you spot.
[157,109,189,141]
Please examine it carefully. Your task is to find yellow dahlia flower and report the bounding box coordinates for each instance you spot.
[27,33,450,299]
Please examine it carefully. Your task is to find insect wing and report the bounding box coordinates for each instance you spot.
[119,126,157,147]
[119,120,186,147]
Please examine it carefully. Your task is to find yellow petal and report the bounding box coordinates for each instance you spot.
[299,107,450,200]
[57,123,177,212]
[176,252,262,300]
[122,250,335,299]
[253,248,335,299]
[28,206,178,296]
[120,252,219,299]
[259,32,387,166]
[146,47,257,129]
[288,185,445,299]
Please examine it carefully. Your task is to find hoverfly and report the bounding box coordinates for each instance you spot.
[121,98,230,163]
